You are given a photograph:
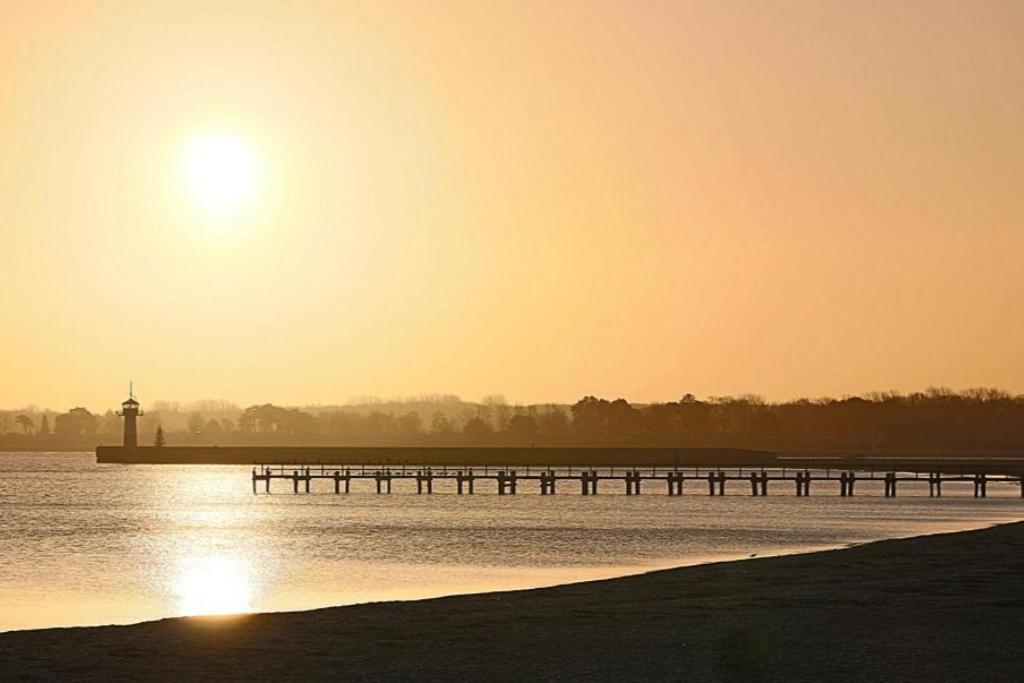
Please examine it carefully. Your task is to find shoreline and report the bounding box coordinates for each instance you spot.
[3,521,1024,680]
[0,518,1005,636]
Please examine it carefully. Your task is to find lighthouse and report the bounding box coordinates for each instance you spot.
[117,386,143,447]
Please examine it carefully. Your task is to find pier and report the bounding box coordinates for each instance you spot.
[251,463,1024,498]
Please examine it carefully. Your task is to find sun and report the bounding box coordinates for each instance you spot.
[175,555,254,616]
[184,132,259,216]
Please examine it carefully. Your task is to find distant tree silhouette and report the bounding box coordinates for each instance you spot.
[535,405,570,439]
[187,412,205,435]
[154,425,166,447]
[395,412,423,439]
[483,395,511,432]
[5,387,1024,452]
[462,416,492,440]
[571,396,610,440]
[239,404,315,436]
[430,411,454,437]
[15,414,34,435]
[54,407,97,437]
[508,413,537,441]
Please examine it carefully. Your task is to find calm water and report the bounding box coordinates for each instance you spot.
[1,452,1021,632]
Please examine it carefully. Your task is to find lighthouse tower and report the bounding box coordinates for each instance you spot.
[117,385,143,447]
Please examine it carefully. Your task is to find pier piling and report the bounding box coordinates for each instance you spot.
[625,470,642,495]
[795,470,811,497]
[839,471,857,497]
[974,473,987,498]
[884,472,897,498]
[707,471,726,496]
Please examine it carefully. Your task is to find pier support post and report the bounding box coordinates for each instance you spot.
[974,473,987,498]
[884,472,897,498]
[840,471,856,497]
[334,471,340,494]
[625,470,641,495]
[708,471,726,496]
[748,471,768,496]
[839,471,849,497]
[579,470,598,495]
[795,471,810,497]
[293,472,299,494]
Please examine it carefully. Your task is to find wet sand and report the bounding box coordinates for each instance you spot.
[3,522,1024,681]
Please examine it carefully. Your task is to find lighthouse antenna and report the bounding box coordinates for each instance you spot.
[129,381,134,401]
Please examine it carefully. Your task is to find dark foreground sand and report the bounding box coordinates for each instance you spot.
[4,523,1024,682]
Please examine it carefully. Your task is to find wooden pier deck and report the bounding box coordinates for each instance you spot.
[252,463,1024,497]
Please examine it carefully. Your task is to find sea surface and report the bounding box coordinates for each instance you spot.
[1,452,1022,632]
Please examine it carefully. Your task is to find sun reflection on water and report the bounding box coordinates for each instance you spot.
[175,556,254,616]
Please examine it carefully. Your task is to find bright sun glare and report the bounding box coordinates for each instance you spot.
[184,133,258,216]
[176,556,254,616]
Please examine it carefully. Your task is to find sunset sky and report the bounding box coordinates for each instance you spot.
[1,1,1022,410]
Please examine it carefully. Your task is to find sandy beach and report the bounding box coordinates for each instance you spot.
[2,522,1023,681]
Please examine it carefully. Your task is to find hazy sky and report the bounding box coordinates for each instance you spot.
[2,1,1022,410]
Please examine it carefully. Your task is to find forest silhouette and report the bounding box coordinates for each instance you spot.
[3,387,1022,453]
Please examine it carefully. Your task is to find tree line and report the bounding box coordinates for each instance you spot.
[2,388,1024,452]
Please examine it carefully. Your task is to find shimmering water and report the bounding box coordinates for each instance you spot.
[1,452,1021,632]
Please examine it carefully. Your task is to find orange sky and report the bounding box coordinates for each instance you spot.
[1,1,1022,410]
